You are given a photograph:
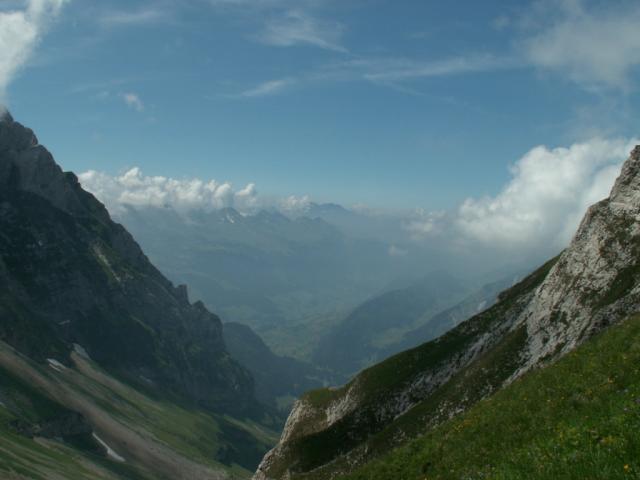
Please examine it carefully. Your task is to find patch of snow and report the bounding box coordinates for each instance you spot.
[92,433,125,463]
[73,344,90,359]
[47,359,66,372]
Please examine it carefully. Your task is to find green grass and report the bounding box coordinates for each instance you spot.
[0,407,132,480]
[341,314,640,480]
[65,353,277,475]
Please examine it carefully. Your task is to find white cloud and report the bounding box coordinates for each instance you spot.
[521,0,640,90]
[0,0,68,100]
[405,211,446,240]
[454,138,639,251]
[361,55,514,83]
[100,8,169,27]
[79,167,263,215]
[260,10,346,52]
[203,1,347,52]
[239,78,295,97]
[279,194,312,214]
[121,92,144,112]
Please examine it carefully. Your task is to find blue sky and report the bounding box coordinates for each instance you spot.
[2,0,640,217]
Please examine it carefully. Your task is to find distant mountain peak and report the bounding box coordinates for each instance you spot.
[0,110,38,151]
[610,144,640,205]
[0,108,13,123]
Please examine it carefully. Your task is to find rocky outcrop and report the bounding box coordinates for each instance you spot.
[516,145,640,375]
[0,112,256,415]
[255,145,640,479]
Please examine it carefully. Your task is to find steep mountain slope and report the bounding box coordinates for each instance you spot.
[254,145,640,480]
[0,340,277,479]
[0,111,253,415]
[0,112,276,478]
[344,313,640,480]
[383,277,511,357]
[312,272,469,376]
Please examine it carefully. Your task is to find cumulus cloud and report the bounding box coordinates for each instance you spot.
[522,0,640,90]
[0,0,68,100]
[121,92,144,112]
[78,167,260,215]
[279,194,312,214]
[454,138,638,251]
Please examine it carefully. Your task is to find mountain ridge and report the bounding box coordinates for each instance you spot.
[0,112,256,414]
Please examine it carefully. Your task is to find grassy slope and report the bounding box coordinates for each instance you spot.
[270,258,557,480]
[342,314,640,480]
[0,366,148,480]
[0,342,278,480]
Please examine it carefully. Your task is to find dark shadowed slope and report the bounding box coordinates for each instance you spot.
[0,111,255,415]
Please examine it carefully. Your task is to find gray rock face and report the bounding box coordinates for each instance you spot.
[516,145,640,376]
[255,144,640,480]
[0,113,256,415]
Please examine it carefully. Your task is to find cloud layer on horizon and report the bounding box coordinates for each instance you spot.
[79,167,260,215]
[80,137,639,263]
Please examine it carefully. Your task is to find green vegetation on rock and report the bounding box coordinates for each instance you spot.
[342,313,640,480]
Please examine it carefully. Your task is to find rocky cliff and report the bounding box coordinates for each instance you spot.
[0,111,255,415]
[254,145,640,479]
[515,145,640,374]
